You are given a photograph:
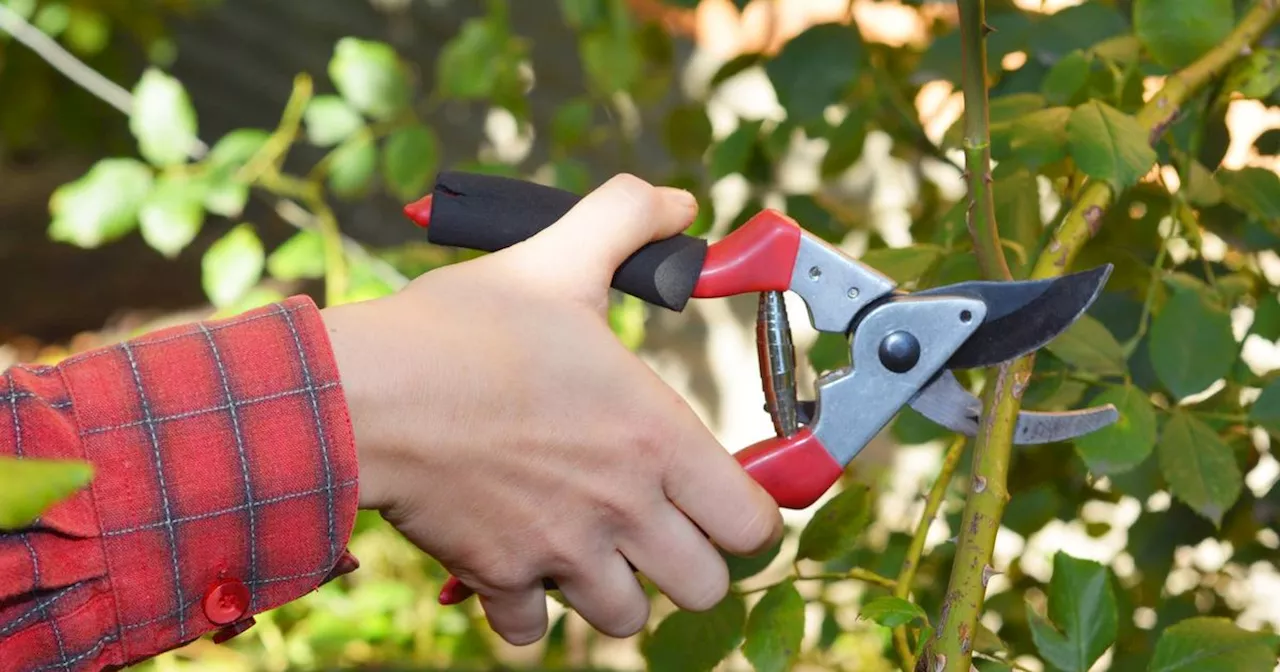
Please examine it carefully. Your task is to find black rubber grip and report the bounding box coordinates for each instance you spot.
[424,171,708,312]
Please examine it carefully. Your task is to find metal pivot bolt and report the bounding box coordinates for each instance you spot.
[756,291,799,438]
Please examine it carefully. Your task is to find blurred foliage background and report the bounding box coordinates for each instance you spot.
[3,0,1280,670]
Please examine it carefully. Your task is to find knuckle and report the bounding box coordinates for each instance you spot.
[725,505,783,556]
[685,562,730,612]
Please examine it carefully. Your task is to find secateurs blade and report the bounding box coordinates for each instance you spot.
[401,171,1120,604]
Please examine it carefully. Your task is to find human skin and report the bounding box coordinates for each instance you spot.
[321,174,785,646]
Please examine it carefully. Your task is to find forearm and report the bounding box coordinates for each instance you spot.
[0,296,361,670]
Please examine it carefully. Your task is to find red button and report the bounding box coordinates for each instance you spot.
[202,578,249,625]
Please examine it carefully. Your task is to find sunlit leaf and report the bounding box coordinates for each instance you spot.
[305,95,364,147]
[1073,386,1156,476]
[796,484,872,561]
[139,174,206,258]
[329,37,410,121]
[202,223,264,308]
[130,68,199,167]
[1148,617,1280,672]
[1045,314,1126,377]
[608,294,646,351]
[48,158,153,248]
[327,133,377,199]
[742,580,804,672]
[1067,100,1157,191]
[382,123,439,201]
[1010,106,1072,169]
[765,23,863,124]
[641,593,745,672]
[1148,276,1237,400]
[1157,409,1242,527]
[1027,552,1118,672]
[267,230,326,281]
[205,129,269,174]
[1134,0,1235,70]
[0,457,94,530]
[858,596,926,628]
[859,245,944,286]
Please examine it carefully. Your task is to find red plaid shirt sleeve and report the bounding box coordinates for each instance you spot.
[0,296,361,671]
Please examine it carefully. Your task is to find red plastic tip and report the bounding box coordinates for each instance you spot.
[438,576,473,605]
[403,194,434,228]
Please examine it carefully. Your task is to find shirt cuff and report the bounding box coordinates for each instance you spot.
[58,295,359,663]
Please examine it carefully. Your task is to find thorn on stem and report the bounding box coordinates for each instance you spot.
[973,476,987,493]
[982,564,1002,587]
[981,22,996,36]
[933,654,947,672]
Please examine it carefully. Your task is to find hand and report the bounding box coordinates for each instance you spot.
[321,174,784,646]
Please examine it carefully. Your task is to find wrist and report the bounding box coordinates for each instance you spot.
[320,298,402,512]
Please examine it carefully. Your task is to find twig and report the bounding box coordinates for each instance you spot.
[893,434,966,669]
[926,3,1280,670]
[0,6,410,299]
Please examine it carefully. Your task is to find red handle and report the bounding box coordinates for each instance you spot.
[436,430,843,605]
[692,209,802,298]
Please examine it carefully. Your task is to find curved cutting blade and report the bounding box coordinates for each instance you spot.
[908,264,1113,370]
[906,371,1118,444]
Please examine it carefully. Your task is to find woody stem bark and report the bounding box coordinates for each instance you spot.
[927,2,1280,670]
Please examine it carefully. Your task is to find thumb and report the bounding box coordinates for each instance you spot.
[522,173,698,277]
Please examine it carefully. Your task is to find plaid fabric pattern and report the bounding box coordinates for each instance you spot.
[0,296,360,671]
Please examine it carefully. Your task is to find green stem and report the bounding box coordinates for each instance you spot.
[236,73,312,185]
[893,434,966,670]
[257,171,350,305]
[927,3,1280,670]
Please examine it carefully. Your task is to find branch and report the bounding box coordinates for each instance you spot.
[0,4,410,300]
[957,0,1012,283]
[926,2,1280,670]
[893,434,966,670]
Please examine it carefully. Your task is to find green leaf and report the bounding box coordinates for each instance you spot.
[796,484,872,561]
[0,457,94,530]
[1073,386,1157,476]
[1133,0,1235,70]
[641,593,745,672]
[1045,314,1126,377]
[1041,50,1091,106]
[1148,277,1238,399]
[580,29,641,96]
[139,175,206,258]
[857,596,926,629]
[1026,552,1118,672]
[551,98,594,150]
[48,158,154,248]
[1010,107,1072,169]
[608,294,646,351]
[381,124,439,201]
[129,68,198,167]
[1067,101,1157,190]
[723,536,782,582]
[1182,159,1223,207]
[710,120,762,180]
[664,105,712,162]
[437,19,505,99]
[742,580,805,672]
[765,23,863,123]
[1251,294,1280,341]
[710,52,764,88]
[202,223,264,309]
[304,95,364,147]
[327,134,377,199]
[1224,49,1280,100]
[205,128,269,174]
[858,245,943,286]
[550,158,592,195]
[820,107,869,178]
[1217,167,1280,223]
[267,230,326,281]
[1251,379,1280,436]
[329,37,410,121]
[1158,410,1243,527]
[1148,617,1280,672]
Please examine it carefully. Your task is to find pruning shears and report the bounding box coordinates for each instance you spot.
[401,171,1120,605]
